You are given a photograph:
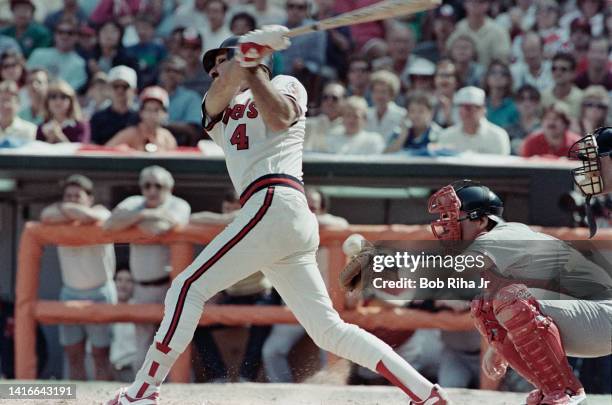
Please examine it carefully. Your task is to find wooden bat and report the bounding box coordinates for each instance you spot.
[285,0,442,38]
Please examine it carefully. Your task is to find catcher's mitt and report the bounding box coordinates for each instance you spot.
[339,242,376,292]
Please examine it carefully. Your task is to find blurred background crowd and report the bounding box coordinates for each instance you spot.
[0,0,611,396]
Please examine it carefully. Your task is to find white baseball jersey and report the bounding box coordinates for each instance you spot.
[203,75,308,194]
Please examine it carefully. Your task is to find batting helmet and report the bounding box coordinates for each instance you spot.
[428,180,504,240]
[568,127,612,237]
[202,36,272,77]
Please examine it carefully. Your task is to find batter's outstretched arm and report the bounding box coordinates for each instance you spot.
[204,60,244,118]
[243,67,298,132]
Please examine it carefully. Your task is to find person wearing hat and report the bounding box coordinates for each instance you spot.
[158,55,202,146]
[90,65,140,145]
[436,86,511,155]
[40,174,116,381]
[177,28,212,95]
[106,86,177,152]
[406,58,436,93]
[43,0,88,33]
[414,4,458,63]
[0,0,51,58]
[521,101,582,158]
[569,17,593,73]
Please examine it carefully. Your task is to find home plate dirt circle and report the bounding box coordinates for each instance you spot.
[7,382,611,405]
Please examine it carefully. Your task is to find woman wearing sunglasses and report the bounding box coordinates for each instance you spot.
[36,80,89,143]
[572,85,610,136]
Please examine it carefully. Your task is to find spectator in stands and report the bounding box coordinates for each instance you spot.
[126,14,167,89]
[575,36,612,91]
[231,0,286,27]
[495,0,536,35]
[90,0,140,28]
[510,31,554,92]
[304,82,346,152]
[432,59,459,128]
[0,80,36,146]
[560,0,605,37]
[570,18,595,71]
[414,4,457,63]
[230,12,257,36]
[0,50,27,104]
[177,28,211,96]
[436,86,511,155]
[506,84,542,155]
[36,80,89,143]
[530,0,568,60]
[202,0,232,53]
[328,96,385,154]
[0,34,20,56]
[18,67,47,125]
[346,56,371,103]
[483,59,519,130]
[27,19,87,92]
[36,80,90,143]
[521,102,581,158]
[80,72,111,120]
[157,56,202,146]
[90,65,139,145]
[106,86,177,152]
[313,0,353,81]
[0,0,51,58]
[366,70,406,144]
[541,52,584,119]
[384,23,430,91]
[76,24,97,58]
[385,91,442,153]
[447,34,484,87]
[263,187,347,382]
[191,190,279,383]
[406,58,436,93]
[104,165,191,372]
[572,86,610,136]
[40,174,116,380]
[44,0,87,32]
[86,21,138,81]
[110,267,137,382]
[169,0,209,41]
[277,0,326,81]
[451,0,511,67]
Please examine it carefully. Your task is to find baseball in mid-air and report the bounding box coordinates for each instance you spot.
[342,233,366,257]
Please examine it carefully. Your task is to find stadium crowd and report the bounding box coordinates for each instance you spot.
[0,0,611,395]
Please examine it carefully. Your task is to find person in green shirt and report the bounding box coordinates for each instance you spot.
[0,0,52,58]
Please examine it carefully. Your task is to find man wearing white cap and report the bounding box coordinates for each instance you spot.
[436,86,511,155]
[91,65,139,145]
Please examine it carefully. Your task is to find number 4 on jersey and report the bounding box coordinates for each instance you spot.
[230,123,249,150]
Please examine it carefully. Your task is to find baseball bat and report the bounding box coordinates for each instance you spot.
[285,0,442,38]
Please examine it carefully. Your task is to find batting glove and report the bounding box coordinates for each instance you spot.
[240,25,291,51]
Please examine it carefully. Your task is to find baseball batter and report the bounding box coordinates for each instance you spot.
[341,180,611,405]
[107,26,449,405]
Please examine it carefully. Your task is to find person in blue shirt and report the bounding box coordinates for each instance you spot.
[126,15,167,89]
[484,59,519,131]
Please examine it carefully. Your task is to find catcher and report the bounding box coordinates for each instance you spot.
[341,180,612,405]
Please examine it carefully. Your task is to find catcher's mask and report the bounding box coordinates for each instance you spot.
[428,180,504,241]
[568,127,612,237]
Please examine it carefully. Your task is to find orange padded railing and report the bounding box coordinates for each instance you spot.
[15,222,610,384]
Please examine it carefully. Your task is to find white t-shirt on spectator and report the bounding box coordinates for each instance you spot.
[0,116,37,144]
[510,60,554,92]
[201,26,233,53]
[437,118,511,155]
[304,114,344,152]
[116,195,191,282]
[366,102,407,144]
[327,130,385,155]
[57,207,115,290]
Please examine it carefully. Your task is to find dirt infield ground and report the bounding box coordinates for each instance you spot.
[4,382,611,405]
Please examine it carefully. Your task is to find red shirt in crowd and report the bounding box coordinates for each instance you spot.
[520,130,582,158]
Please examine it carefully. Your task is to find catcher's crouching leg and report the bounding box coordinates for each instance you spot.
[492,284,584,404]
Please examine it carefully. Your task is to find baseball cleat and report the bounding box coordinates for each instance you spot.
[412,384,452,405]
[106,387,159,405]
[525,388,587,405]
